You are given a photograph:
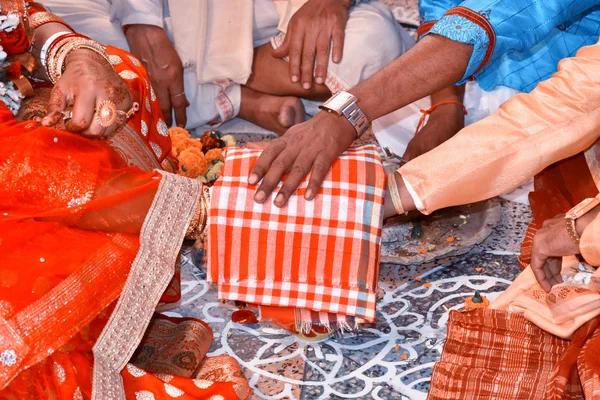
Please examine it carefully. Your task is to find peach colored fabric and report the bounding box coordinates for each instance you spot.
[397,39,600,215]
[394,36,600,342]
[581,214,600,266]
[490,258,600,339]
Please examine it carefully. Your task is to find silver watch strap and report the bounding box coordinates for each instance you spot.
[319,91,369,139]
[341,101,369,138]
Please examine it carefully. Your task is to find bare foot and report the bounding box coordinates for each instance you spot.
[240,86,305,135]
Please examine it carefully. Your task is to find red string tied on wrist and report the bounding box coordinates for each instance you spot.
[415,100,468,134]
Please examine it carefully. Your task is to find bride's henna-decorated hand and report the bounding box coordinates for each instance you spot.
[41,49,133,139]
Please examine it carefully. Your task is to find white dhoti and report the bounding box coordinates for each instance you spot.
[45,0,413,130]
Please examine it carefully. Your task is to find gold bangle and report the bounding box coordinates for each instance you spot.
[46,37,111,84]
[565,217,580,245]
[198,186,211,240]
[387,172,406,215]
[185,200,203,239]
[185,186,211,240]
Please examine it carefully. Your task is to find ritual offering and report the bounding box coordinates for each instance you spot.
[169,127,235,185]
[464,291,490,310]
[380,199,501,265]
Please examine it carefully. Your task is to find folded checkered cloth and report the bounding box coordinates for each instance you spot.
[207,145,385,325]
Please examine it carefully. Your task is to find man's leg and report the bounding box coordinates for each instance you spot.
[239,1,413,131]
[245,1,413,104]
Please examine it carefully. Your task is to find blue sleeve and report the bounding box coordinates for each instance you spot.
[424,0,598,84]
[418,0,462,39]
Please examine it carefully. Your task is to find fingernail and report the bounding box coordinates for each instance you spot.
[248,174,259,185]
[315,77,324,85]
[292,75,299,83]
[275,193,285,205]
[333,55,341,63]
[305,189,314,200]
[303,82,311,90]
[255,191,266,203]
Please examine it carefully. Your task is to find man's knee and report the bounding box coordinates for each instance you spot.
[342,2,414,80]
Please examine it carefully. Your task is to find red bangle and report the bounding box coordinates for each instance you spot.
[415,100,468,134]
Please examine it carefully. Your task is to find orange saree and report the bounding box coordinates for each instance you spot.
[0,45,250,399]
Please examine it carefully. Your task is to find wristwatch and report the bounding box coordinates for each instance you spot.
[565,195,600,244]
[319,91,369,139]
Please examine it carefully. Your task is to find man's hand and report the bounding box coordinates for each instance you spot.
[272,0,351,90]
[403,105,465,162]
[125,24,188,127]
[248,111,356,207]
[531,215,581,292]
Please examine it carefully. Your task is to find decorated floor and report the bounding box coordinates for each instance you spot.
[167,200,530,400]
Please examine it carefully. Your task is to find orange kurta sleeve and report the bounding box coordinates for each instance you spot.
[580,214,600,266]
[397,39,600,214]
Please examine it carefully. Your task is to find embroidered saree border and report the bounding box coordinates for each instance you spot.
[92,171,202,400]
[107,124,162,171]
[0,234,137,390]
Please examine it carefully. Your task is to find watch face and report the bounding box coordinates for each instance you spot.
[324,92,355,112]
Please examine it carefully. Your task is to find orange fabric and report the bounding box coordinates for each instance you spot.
[208,146,385,332]
[428,309,600,400]
[414,100,467,135]
[0,43,247,400]
[106,46,173,164]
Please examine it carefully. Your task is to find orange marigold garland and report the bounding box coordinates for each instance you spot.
[169,127,235,185]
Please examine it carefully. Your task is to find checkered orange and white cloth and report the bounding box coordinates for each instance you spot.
[207,145,386,328]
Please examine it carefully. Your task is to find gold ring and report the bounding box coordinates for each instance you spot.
[172,91,186,98]
[95,100,118,128]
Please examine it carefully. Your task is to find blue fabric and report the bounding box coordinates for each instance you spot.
[420,0,600,92]
[429,15,489,82]
[418,0,461,27]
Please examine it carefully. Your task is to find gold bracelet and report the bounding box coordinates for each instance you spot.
[387,172,406,215]
[198,186,211,240]
[565,217,580,245]
[185,200,203,239]
[185,185,211,240]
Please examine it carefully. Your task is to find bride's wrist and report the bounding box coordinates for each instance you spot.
[41,34,110,84]
[186,186,211,240]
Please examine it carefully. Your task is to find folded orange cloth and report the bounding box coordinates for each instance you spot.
[207,145,386,330]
